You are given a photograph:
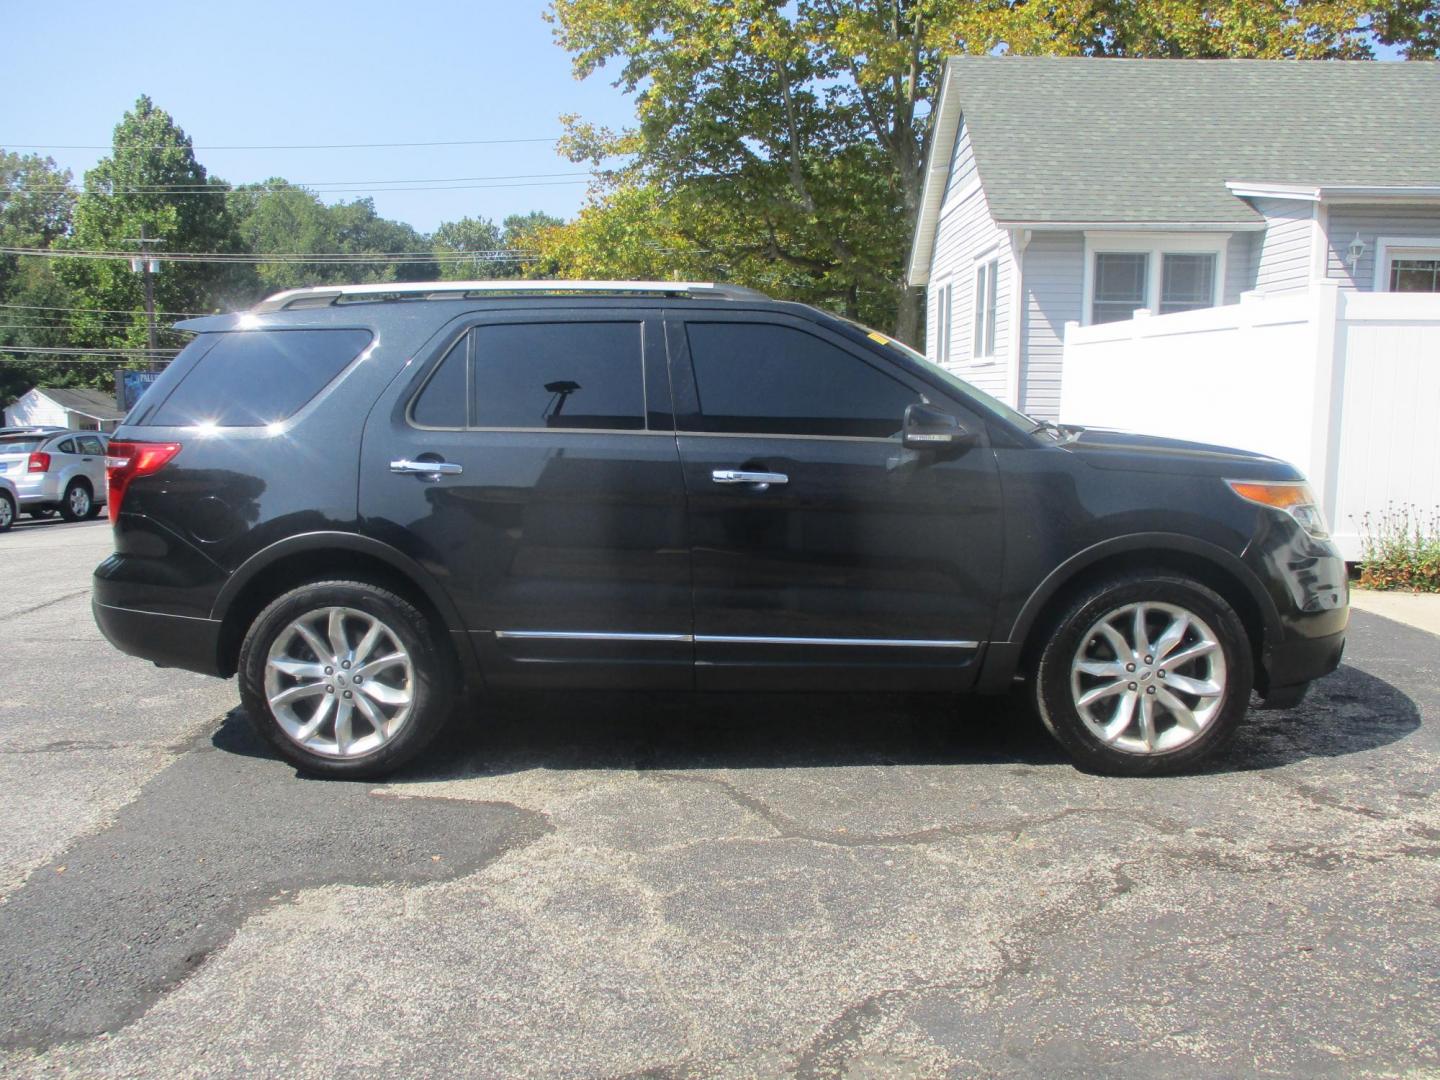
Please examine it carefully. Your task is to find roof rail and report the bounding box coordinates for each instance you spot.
[251,279,770,313]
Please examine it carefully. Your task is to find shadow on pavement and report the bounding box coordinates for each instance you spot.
[213,661,1420,783]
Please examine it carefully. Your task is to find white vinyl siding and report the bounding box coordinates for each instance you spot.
[1323,204,1440,290]
[924,117,1011,400]
[1019,231,1085,421]
[1253,198,1316,294]
[1224,231,1257,300]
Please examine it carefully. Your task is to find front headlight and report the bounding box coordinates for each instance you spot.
[1226,480,1330,540]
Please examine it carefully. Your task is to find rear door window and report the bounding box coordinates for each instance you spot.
[147,329,372,427]
[411,321,647,431]
[56,438,77,454]
[78,435,106,454]
[682,321,921,438]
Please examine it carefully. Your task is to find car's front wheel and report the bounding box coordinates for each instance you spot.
[237,580,455,778]
[1033,572,1254,775]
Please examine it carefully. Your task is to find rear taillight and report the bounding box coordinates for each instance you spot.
[105,441,182,524]
[27,452,50,473]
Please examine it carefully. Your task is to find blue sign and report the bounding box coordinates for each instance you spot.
[117,370,162,413]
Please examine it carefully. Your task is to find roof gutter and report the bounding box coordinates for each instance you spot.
[1227,181,1440,204]
[994,219,1265,232]
[906,60,961,287]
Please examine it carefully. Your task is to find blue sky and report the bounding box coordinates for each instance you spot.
[0,0,638,233]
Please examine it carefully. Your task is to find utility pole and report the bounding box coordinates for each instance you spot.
[123,227,164,356]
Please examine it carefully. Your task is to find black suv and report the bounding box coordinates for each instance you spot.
[93,281,1348,778]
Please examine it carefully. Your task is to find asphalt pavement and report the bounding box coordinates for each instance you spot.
[0,520,1436,1077]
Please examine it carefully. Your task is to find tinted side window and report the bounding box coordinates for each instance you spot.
[57,438,77,454]
[78,436,105,454]
[410,337,468,428]
[470,322,645,430]
[148,329,372,427]
[684,322,920,438]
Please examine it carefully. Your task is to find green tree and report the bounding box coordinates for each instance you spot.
[235,183,437,296]
[432,215,506,280]
[56,95,254,358]
[0,152,90,403]
[433,211,566,279]
[548,0,1431,341]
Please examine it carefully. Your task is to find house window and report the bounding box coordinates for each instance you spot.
[973,258,998,357]
[934,281,954,362]
[1087,236,1225,324]
[1159,253,1217,313]
[1390,258,1440,293]
[1092,252,1149,324]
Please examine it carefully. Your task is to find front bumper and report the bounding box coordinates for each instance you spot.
[92,596,226,677]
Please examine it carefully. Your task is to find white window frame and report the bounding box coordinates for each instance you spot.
[932,279,955,363]
[1373,236,1440,292]
[972,255,1000,360]
[1081,232,1229,326]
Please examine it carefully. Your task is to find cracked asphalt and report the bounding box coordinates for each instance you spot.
[1,521,1437,1077]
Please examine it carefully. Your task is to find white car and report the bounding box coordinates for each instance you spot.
[0,474,15,532]
[0,429,109,522]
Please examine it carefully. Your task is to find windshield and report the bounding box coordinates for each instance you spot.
[0,437,45,454]
[838,319,1041,431]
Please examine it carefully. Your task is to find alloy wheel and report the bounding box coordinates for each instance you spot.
[263,606,415,759]
[69,486,90,517]
[1069,601,1227,755]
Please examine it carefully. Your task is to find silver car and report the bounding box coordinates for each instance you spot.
[0,429,109,521]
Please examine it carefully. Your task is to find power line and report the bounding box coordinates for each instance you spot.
[15,170,592,192]
[0,347,180,360]
[0,302,210,317]
[3,136,563,151]
[0,246,535,265]
[13,172,596,196]
[5,180,590,200]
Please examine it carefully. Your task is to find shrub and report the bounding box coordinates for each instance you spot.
[1356,504,1440,593]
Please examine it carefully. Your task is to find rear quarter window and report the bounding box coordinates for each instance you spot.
[145,329,372,427]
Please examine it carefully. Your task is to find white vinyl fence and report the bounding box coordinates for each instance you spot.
[1060,282,1440,560]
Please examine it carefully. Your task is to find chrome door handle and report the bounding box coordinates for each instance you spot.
[390,458,463,477]
[711,469,788,486]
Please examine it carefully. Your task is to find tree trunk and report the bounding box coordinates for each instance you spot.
[892,284,924,349]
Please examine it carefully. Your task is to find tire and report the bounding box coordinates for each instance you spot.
[59,480,92,522]
[0,492,14,533]
[1032,571,1254,776]
[237,580,456,779]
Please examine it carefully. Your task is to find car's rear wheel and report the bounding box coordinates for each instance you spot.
[237,580,455,778]
[59,480,92,522]
[1033,572,1253,775]
[0,492,14,532]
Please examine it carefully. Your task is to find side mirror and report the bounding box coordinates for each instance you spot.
[902,403,976,451]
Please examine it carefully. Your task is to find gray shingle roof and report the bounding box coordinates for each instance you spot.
[949,56,1440,226]
[37,386,126,420]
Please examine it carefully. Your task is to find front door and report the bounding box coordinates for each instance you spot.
[360,310,691,689]
[667,313,1004,692]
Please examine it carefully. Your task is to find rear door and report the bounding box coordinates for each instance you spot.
[669,312,1004,692]
[360,309,692,689]
[74,434,107,499]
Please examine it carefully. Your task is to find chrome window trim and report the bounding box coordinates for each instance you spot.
[494,630,979,649]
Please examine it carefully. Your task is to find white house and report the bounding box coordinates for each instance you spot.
[908,57,1440,558]
[3,386,127,432]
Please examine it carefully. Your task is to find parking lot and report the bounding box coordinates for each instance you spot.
[0,521,1436,1077]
